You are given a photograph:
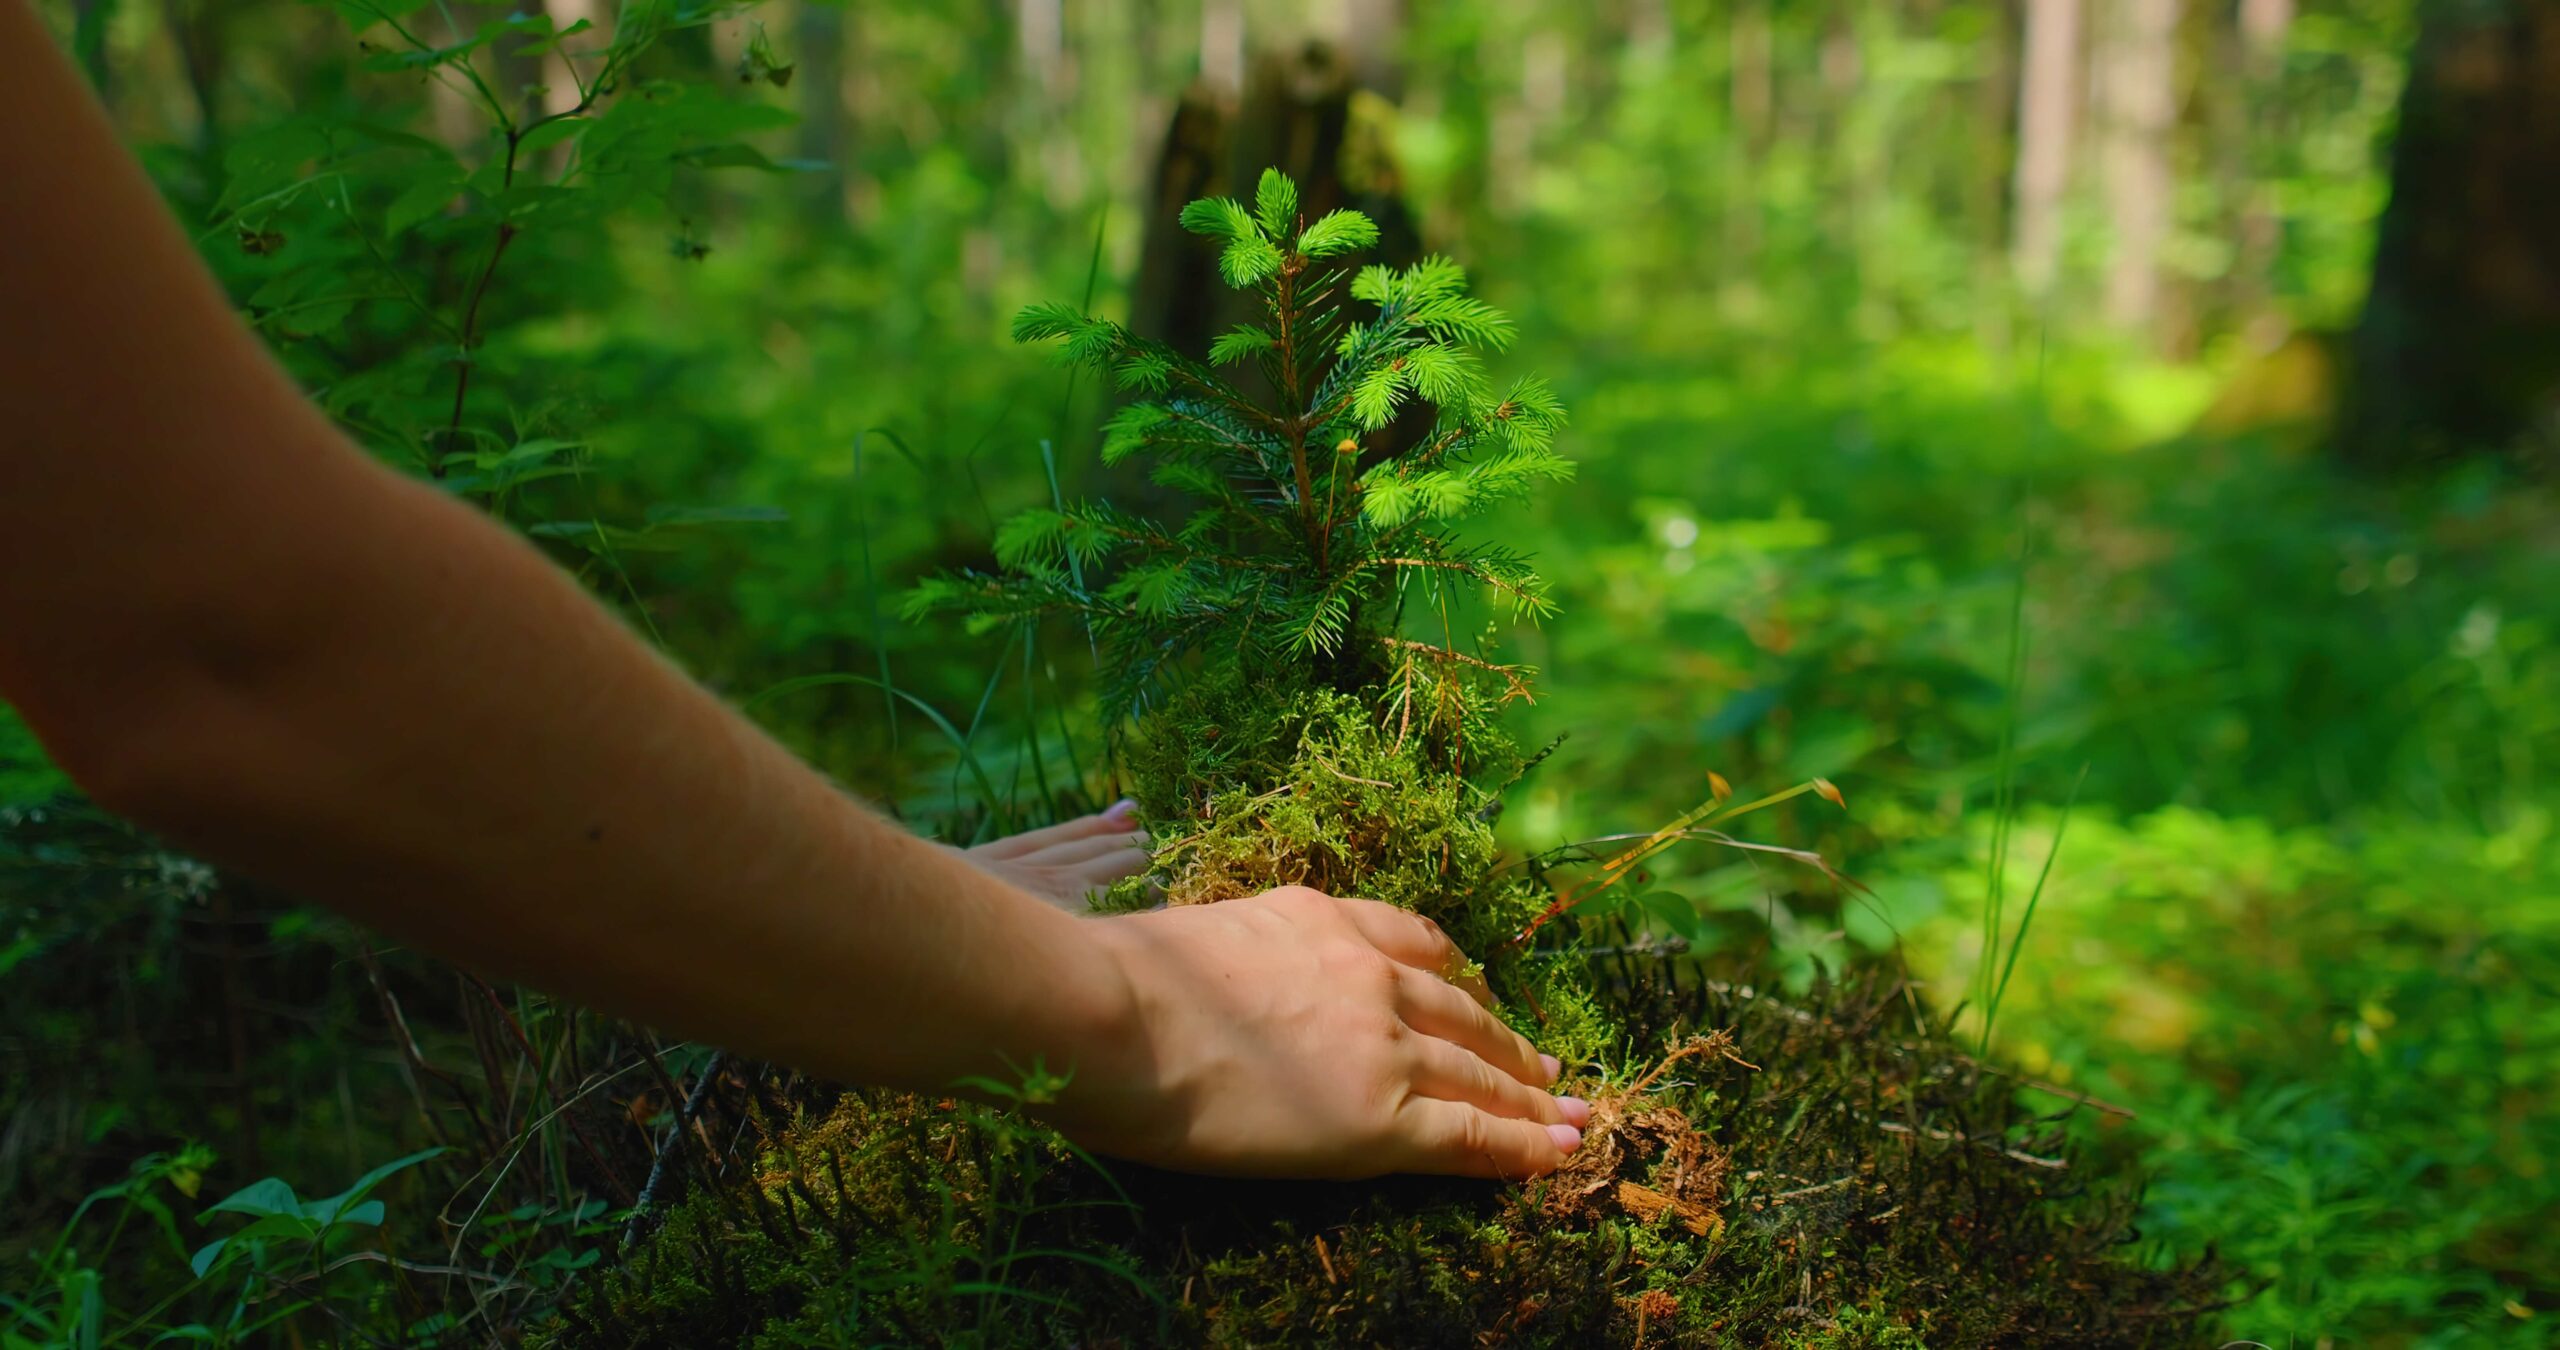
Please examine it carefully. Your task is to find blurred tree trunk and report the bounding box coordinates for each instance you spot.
[539,0,605,115]
[1341,0,1406,98]
[2344,0,2560,468]
[1016,0,1064,97]
[1971,0,2018,349]
[2213,0,2291,345]
[2011,0,2082,299]
[1130,42,1422,364]
[69,0,113,95]
[1116,36,1424,504]
[2098,0,2180,341]
[1724,0,1771,310]
[1199,0,1246,100]
[796,2,852,223]
[160,0,233,148]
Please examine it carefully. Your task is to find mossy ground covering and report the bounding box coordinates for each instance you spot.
[547,671,2231,1347]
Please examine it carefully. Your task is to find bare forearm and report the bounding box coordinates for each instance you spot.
[108,466,1130,1094]
[0,4,1127,1098]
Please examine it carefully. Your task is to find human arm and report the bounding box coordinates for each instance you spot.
[0,5,1582,1179]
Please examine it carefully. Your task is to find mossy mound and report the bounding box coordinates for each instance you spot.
[545,663,2231,1346]
[546,967,2229,1347]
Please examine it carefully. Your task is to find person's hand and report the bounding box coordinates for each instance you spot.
[966,800,1151,911]
[1054,885,1590,1180]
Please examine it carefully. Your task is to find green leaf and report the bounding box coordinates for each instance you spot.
[517,116,591,155]
[1295,209,1379,259]
[1635,891,1709,944]
[301,1146,444,1227]
[203,1178,300,1221]
[189,1214,320,1277]
[1253,168,1299,237]
[384,168,465,238]
[512,15,592,56]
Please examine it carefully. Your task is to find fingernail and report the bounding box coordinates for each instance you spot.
[1547,1123,1583,1153]
[1103,798,1139,825]
[1538,1053,1561,1084]
[1557,1095,1591,1128]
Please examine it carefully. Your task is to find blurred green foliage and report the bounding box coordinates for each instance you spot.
[5,0,2554,1344]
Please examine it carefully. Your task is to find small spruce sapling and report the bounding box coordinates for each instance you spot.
[908,168,1571,725]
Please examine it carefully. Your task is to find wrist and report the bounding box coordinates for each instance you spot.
[1030,912,1165,1134]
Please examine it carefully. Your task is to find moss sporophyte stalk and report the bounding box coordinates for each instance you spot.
[550,171,2233,1348]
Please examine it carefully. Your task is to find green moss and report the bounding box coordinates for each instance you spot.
[546,610,2232,1349]
[1113,681,1522,936]
[550,965,2232,1348]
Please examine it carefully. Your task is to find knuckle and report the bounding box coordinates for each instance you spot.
[1265,885,1328,914]
[1322,940,1397,987]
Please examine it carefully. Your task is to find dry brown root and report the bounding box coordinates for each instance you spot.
[1542,1031,1757,1238]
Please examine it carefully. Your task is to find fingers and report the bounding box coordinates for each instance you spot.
[1334,898,1495,1006]
[1063,846,1150,893]
[969,800,1139,861]
[1396,966,1554,1090]
[1391,1096,1579,1180]
[1406,1034,1570,1127]
[1015,830,1149,871]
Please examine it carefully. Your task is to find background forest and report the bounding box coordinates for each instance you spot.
[4,0,2554,1345]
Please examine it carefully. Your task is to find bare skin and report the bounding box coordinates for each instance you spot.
[0,5,1586,1181]
[967,800,1156,911]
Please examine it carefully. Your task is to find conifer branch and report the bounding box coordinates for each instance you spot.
[929,170,1569,721]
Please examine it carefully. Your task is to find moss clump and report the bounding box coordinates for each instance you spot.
[1111,680,1515,925]
[548,973,2232,1348]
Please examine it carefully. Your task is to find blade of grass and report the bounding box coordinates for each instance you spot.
[1981,762,2088,1047]
[1019,620,1059,822]
[744,673,1003,821]
[953,626,1021,839]
[851,428,901,760]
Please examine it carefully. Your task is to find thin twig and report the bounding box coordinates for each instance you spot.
[621,1049,727,1247]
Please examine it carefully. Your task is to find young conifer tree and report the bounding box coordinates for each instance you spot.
[908,168,1570,724]
[910,169,1578,961]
